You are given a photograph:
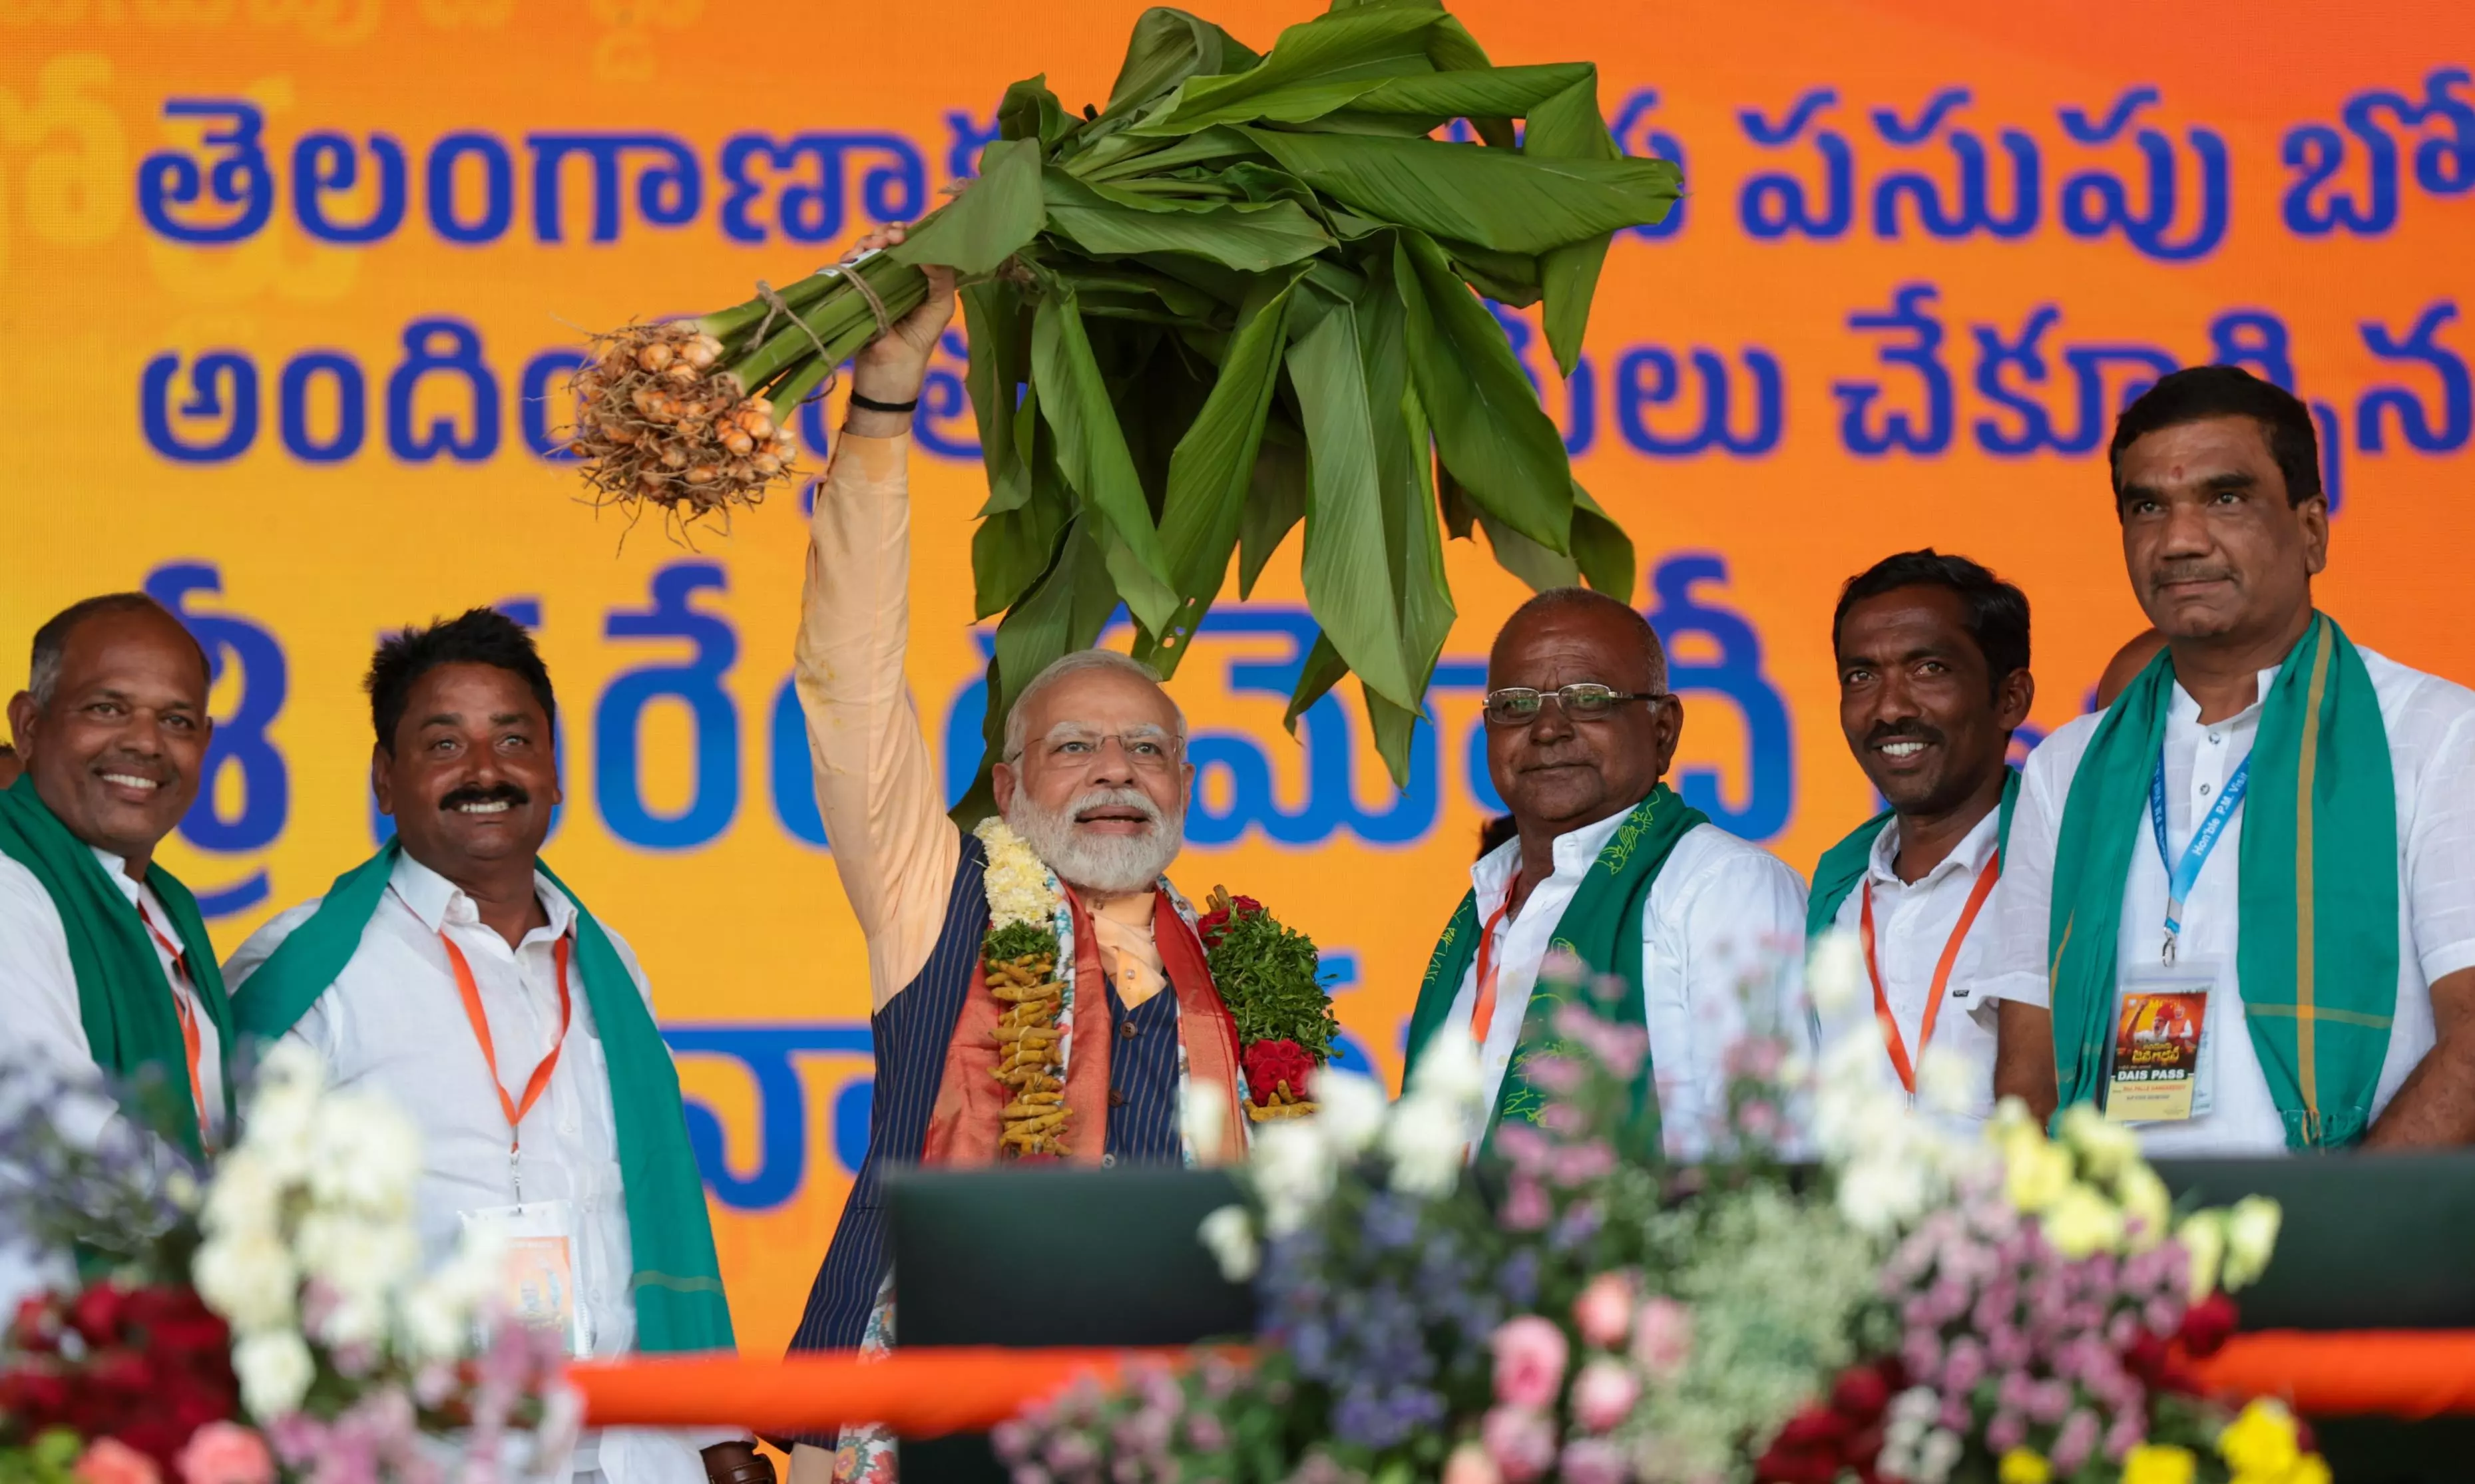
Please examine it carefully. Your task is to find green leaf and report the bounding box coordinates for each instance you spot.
[1424,14,1516,147]
[997,76,1077,150]
[1393,228,1572,553]
[1521,69,1624,375]
[1080,125,1263,183]
[1437,236,1540,306]
[1239,416,1307,596]
[1346,63,1594,117]
[1285,285,1419,711]
[1280,628,1350,733]
[1355,240,1455,681]
[1131,3,1443,134]
[960,279,1032,516]
[1131,266,1307,678]
[1570,481,1637,598]
[1239,126,1680,256]
[892,138,1046,274]
[1029,288,1180,634]
[1100,8,1260,123]
[1361,681,1424,792]
[972,446,1072,618]
[1044,172,1333,271]
[1475,509,1578,592]
[952,517,1124,829]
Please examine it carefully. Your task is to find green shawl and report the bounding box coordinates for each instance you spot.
[1805,767,2022,940]
[0,777,234,1159]
[230,840,736,1352]
[2048,613,2396,1148]
[1403,785,1709,1157]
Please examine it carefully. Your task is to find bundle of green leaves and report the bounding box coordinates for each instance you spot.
[571,0,1678,815]
[1202,894,1339,1063]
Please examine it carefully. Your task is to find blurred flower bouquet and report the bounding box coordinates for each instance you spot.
[1196,888,1339,1123]
[0,1046,572,1484]
[998,938,2317,1484]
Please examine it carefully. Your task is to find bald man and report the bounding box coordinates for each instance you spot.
[1401,589,1810,1158]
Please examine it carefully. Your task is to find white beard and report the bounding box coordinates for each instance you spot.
[1005,785,1184,896]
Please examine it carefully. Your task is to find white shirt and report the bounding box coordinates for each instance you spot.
[1819,808,2004,1133]
[0,844,228,1142]
[1439,811,1811,1158]
[1983,644,2475,1154]
[224,852,716,1484]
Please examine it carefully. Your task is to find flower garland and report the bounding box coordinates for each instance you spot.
[1197,888,1339,1123]
[975,818,1074,1158]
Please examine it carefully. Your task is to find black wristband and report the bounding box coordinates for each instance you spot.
[847,390,919,415]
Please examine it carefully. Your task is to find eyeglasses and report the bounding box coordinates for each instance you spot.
[1482,683,1665,727]
[1030,729,1184,773]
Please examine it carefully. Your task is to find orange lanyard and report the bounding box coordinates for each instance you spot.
[139,907,209,1147]
[1469,874,1522,1045]
[1860,851,2001,1099]
[444,933,572,1189]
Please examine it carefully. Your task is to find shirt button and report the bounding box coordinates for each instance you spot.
[1100,1153,1117,1169]
[2199,783,2213,797]
[1120,1021,1138,1040]
[1108,1088,1126,1108]
[2209,733,2223,745]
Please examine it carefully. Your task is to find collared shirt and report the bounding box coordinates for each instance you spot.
[224,851,715,1484]
[1437,809,1810,1158]
[1982,644,2475,1155]
[0,844,226,1143]
[1818,807,2004,1132]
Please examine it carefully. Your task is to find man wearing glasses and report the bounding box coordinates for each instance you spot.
[1403,588,1809,1158]
[776,226,1251,1484]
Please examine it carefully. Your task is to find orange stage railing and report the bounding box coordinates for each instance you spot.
[568,1332,2475,1436]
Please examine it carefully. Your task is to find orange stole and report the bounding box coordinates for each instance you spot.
[920,886,1249,1167]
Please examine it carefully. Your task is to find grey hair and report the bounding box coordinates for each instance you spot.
[1002,648,1188,762]
[1496,586,1669,693]
[27,594,208,709]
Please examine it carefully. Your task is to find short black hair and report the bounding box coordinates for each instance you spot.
[2108,364,2321,508]
[27,593,211,707]
[367,607,555,751]
[1832,549,2030,691]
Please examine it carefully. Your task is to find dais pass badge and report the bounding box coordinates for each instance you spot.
[2106,969,2217,1123]
[461,1201,592,1357]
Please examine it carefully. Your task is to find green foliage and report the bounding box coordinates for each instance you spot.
[689,0,1680,821]
[0,1431,82,1484]
[1205,907,1338,1058]
[983,920,1058,966]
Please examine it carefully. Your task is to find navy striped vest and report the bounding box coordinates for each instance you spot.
[786,833,1184,1368]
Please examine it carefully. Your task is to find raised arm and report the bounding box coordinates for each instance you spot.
[791,226,963,1010]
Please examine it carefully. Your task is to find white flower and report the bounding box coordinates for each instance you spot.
[294,1210,422,1306]
[2221,1195,2282,1290]
[1179,1079,1230,1165]
[2179,1210,2227,1301]
[1381,1093,1466,1199]
[1307,1067,1387,1161]
[192,1230,299,1333]
[401,1277,475,1361]
[1805,930,1865,1014]
[233,1328,315,1418]
[1196,1204,1259,1282]
[240,1077,322,1185]
[1914,1427,1962,1484]
[1247,1121,1335,1236]
[974,818,1064,932]
[200,1147,286,1242]
[1837,1152,1931,1236]
[306,1090,422,1217]
[1405,1031,1484,1115]
[1912,1040,1978,1120]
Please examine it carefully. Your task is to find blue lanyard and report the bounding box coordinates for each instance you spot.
[2147,749,2251,964]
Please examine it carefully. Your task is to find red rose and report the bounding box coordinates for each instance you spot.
[1198,894,1265,950]
[2177,1292,2239,1358]
[1829,1363,1894,1419]
[69,1282,127,1345]
[1241,1039,1315,1104]
[1770,1407,1853,1449]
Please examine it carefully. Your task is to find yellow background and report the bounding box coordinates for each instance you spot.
[5,0,2472,1359]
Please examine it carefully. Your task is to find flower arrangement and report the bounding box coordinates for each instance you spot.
[0,1047,572,1484]
[997,938,2315,1484]
[1197,888,1339,1123]
[976,817,1076,1158]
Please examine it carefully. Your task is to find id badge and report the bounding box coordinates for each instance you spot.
[460,1201,592,1357]
[2106,966,2218,1123]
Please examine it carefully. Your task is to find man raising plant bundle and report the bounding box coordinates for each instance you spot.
[1986,365,2475,1151]
[224,610,758,1484]
[781,226,1261,1484]
[1400,588,1811,1159]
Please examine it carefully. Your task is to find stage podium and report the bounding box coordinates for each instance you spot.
[880,1155,2475,1483]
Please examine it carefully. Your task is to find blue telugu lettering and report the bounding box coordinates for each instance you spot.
[2282,68,2475,238]
[137,100,274,244]
[1833,283,1952,457]
[1969,305,2175,457]
[292,130,409,244]
[2357,301,2470,455]
[717,132,925,244]
[1608,89,1688,240]
[597,563,742,850]
[1869,87,2040,240]
[140,351,259,464]
[148,562,287,918]
[2054,87,2229,263]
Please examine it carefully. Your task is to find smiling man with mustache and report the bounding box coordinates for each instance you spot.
[226,609,757,1484]
[1807,552,2034,1132]
[0,593,230,1159]
[1401,588,1809,1159]
[1986,365,2475,1153]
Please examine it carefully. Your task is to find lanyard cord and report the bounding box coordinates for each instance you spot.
[444,933,574,1203]
[1860,850,2001,1102]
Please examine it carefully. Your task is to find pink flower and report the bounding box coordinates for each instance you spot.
[73,1439,161,1484]
[1630,1296,1693,1380]
[1442,1441,1502,1484]
[1480,1406,1558,1484]
[1489,1316,1569,1409]
[1500,1173,1552,1232]
[1558,1438,1630,1484]
[1572,1272,1637,1349]
[175,1423,273,1484]
[1570,1358,1641,1433]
